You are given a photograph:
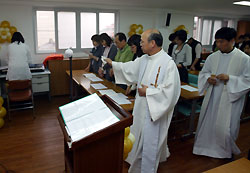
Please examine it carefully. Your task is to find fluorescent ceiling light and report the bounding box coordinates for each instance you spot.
[233,1,250,6]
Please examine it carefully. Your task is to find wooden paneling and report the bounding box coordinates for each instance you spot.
[48,58,89,96]
[237,20,250,39]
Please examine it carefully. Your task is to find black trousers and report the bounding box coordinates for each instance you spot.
[178,66,189,83]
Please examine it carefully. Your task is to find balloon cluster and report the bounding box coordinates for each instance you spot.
[0,21,17,43]
[173,25,189,34]
[0,97,6,128]
[124,127,135,160]
[128,24,143,37]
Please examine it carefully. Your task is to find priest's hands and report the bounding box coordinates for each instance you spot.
[207,76,217,85]
[216,74,229,84]
[207,74,229,85]
[105,58,112,66]
[138,84,148,97]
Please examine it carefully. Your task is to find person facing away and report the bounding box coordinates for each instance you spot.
[84,34,104,74]
[6,32,32,81]
[193,27,250,159]
[187,37,202,71]
[110,32,133,90]
[172,29,192,83]
[105,29,181,173]
[126,34,145,96]
[167,33,176,56]
[98,33,117,82]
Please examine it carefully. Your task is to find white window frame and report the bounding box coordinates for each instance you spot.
[193,16,236,50]
[33,7,119,54]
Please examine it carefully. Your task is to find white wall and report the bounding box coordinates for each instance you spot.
[0,2,194,64]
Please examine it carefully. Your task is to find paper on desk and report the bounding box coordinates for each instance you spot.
[83,73,96,78]
[108,94,131,105]
[181,85,198,92]
[91,83,107,90]
[87,76,103,82]
[98,89,117,96]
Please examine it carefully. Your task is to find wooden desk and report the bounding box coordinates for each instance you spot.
[204,158,250,173]
[66,70,134,112]
[180,82,204,138]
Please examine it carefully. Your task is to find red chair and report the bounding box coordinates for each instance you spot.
[6,80,34,120]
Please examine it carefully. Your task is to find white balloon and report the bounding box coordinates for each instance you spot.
[65,48,73,58]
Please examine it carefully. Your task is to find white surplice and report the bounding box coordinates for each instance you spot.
[112,49,181,173]
[193,48,250,158]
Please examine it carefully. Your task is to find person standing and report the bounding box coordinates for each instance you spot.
[110,32,133,89]
[193,27,250,159]
[172,30,192,83]
[98,33,117,81]
[187,37,202,71]
[105,29,181,173]
[7,32,32,81]
[84,34,103,74]
[167,33,176,56]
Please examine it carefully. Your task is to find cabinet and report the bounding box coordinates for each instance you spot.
[31,70,51,98]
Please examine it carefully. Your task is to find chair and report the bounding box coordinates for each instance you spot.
[6,80,35,120]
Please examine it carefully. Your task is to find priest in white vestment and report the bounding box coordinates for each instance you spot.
[105,29,181,173]
[193,27,250,159]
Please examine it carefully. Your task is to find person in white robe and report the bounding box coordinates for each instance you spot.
[6,32,32,81]
[193,27,250,159]
[105,29,181,173]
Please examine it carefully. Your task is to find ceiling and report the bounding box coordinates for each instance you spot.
[3,0,250,18]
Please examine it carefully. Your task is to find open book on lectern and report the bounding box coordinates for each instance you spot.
[59,93,120,143]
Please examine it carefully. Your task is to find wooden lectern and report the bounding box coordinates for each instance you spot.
[58,95,133,173]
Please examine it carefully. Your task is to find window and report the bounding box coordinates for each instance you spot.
[34,8,117,53]
[193,17,236,47]
[99,13,115,37]
[58,12,76,49]
[36,11,55,53]
[80,12,96,48]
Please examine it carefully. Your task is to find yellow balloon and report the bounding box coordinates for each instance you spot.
[7,36,11,43]
[128,31,136,37]
[10,26,17,34]
[0,96,4,105]
[124,137,133,155]
[123,152,128,160]
[0,107,6,118]
[1,21,10,28]
[124,127,130,137]
[138,29,143,34]
[0,118,4,128]
[1,30,7,36]
[130,24,137,31]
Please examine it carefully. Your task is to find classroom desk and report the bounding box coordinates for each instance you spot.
[180,82,204,138]
[204,158,250,173]
[66,70,134,112]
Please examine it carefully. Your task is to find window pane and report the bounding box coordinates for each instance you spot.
[58,12,76,49]
[193,16,199,40]
[36,11,55,52]
[201,19,212,45]
[212,20,222,44]
[99,13,115,37]
[80,12,96,48]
